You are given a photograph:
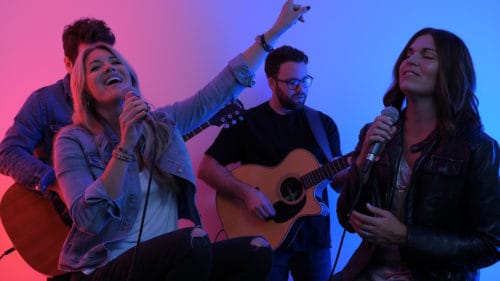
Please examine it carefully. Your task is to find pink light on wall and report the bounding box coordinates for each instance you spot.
[1,1,498,280]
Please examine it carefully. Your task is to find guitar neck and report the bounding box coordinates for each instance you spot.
[182,122,211,141]
[181,100,244,141]
[300,154,351,188]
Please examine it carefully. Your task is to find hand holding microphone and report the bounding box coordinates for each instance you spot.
[359,106,399,174]
[119,87,151,150]
[122,87,153,123]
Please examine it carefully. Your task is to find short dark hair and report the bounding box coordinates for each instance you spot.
[264,45,308,78]
[62,18,115,64]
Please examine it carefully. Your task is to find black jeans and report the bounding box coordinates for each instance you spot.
[267,247,331,281]
[70,227,272,281]
[211,235,273,281]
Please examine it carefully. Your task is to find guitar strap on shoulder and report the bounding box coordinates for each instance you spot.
[278,107,334,249]
[304,106,334,162]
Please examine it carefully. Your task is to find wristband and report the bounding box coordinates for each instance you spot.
[258,34,274,52]
[112,145,136,162]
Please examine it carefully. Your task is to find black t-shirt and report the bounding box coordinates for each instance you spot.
[206,102,341,250]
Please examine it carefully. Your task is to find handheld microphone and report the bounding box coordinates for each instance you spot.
[361,106,399,173]
[122,87,154,125]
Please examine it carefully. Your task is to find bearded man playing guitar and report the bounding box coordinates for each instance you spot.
[198,45,349,281]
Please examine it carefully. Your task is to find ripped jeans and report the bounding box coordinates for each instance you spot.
[70,227,273,281]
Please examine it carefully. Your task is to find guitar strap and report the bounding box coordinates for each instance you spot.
[304,106,334,162]
[276,107,334,250]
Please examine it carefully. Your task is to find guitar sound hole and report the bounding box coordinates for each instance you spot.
[280,177,304,203]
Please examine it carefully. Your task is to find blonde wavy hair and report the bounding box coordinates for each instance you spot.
[71,43,172,171]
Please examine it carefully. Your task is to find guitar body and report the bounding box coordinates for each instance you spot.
[216,149,329,249]
[0,183,69,276]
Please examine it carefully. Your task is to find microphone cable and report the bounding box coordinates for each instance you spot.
[126,116,158,281]
[0,247,15,260]
[328,107,399,280]
[327,156,372,281]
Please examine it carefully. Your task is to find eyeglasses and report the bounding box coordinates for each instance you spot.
[273,75,314,90]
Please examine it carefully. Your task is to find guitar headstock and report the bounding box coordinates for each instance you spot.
[182,99,246,141]
[209,99,245,128]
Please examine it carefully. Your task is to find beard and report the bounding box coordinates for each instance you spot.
[276,86,307,110]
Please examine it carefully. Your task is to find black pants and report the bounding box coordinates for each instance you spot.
[69,227,272,281]
[211,235,273,281]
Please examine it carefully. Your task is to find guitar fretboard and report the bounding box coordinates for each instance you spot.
[183,123,211,141]
[300,153,351,188]
[181,99,244,141]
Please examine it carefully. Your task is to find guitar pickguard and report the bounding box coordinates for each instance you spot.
[272,177,306,223]
[273,197,306,223]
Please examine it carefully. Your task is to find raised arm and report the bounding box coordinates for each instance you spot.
[242,0,310,72]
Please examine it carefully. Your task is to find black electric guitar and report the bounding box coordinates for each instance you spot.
[0,99,245,276]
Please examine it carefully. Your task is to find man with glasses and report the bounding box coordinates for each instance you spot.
[198,45,344,281]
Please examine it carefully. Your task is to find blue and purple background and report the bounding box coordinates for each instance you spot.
[1,1,498,280]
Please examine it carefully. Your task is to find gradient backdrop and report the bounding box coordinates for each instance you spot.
[0,1,499,280]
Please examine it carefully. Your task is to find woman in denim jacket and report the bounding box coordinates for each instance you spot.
[53,2,312,280]
[335,28,500,281]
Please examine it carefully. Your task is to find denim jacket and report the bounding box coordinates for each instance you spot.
[336,113,500,281]
[53,54,254,272]
[0,75,73,191]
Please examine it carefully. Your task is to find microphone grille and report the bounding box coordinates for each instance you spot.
[381,106,399,124]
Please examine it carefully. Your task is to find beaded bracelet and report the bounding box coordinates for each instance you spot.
[258,34,274,52]
[112,145,136,162]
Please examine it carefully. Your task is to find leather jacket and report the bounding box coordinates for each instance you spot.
[336,116,500,281]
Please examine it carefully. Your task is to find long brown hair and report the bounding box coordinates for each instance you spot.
[383,28,482,136]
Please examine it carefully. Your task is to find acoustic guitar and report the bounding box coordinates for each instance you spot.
[216,148,351,249]
[0,99,245,276]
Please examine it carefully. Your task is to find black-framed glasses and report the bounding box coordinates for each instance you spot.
[274,75,314,90]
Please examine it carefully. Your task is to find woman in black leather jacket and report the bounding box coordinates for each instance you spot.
[335,28,500,281]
